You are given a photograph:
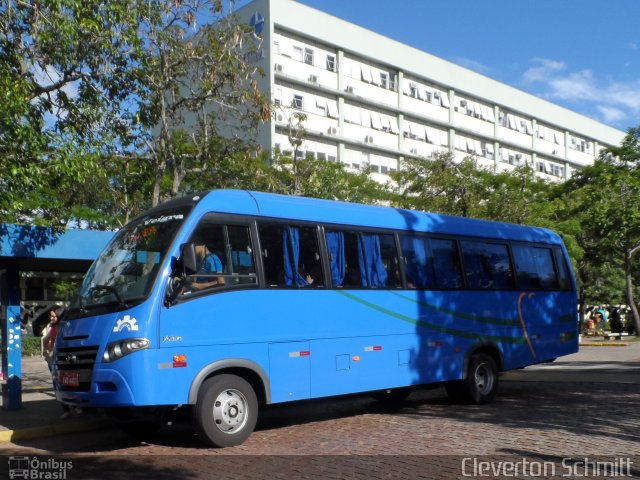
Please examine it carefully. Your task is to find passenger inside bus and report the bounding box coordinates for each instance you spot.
[189,238,226,291]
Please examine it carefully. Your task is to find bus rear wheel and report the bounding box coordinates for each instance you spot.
[194,374,258,448]
[445,353,498,404]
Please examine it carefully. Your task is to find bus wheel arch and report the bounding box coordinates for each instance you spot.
[446,344,502,405]
[465,344,503,375]
[188,359,270,406]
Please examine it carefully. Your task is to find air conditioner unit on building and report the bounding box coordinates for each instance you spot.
[327,126,338,135]
[275,63,283,72]
[364,135,374,143]
[346,86,355,94]
[276,114,284,122]
[308,74,318,83]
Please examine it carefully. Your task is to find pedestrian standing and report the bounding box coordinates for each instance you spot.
[41,306,72,419]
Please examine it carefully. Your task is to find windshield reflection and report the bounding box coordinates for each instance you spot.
[69,210,189,314]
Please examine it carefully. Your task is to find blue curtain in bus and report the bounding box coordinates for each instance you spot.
[283,227,307,286]
[326,231,346,286]
[401,236,431,288]
[358,234,388,287]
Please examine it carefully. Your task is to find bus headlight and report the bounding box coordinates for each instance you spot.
[102,338,150,363]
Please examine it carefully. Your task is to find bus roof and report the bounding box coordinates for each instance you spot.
[193,190,563,245]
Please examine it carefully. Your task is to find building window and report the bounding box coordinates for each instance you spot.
[326,54,336,72]
[304,48,314,65]
[389,74,397,91]
[293,94,303,110]
[380,72,388,89]
[409,83,418,98]
[293,46,303,62]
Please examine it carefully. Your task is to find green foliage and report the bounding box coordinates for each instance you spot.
[267,150,388,204]
[556,129,640,331]
[0,0,268,225]
[0,0,147,225]
[392,152,486,217]
[50,278,81,300]
[21,335,42,357]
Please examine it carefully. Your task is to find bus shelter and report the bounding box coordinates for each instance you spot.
[0,224,112,409]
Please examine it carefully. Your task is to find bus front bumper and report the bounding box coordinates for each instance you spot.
[56,368,136,407]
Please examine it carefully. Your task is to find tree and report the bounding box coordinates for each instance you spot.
[0,0,146,225]
[267,151,388,204]
[135,0,270,206]
[1,0,269,225]
[392,151,487,217]
[562,127,640,333]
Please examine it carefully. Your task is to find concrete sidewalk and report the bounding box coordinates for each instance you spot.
[0,356,110,443]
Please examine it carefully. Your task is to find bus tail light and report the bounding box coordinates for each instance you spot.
[103,338,150,363]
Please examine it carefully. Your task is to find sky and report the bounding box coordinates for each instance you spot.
[239,0,640,132]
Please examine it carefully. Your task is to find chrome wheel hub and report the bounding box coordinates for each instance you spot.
[213,389,248,434]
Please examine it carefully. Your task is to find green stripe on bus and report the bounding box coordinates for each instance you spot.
[336,291,528,345]
[389,291,520,326]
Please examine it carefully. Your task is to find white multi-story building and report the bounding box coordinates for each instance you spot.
[237,0,625,182]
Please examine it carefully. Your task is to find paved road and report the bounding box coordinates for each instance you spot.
[2,344,640,479]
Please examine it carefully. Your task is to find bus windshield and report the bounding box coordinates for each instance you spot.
[68,209,189,316]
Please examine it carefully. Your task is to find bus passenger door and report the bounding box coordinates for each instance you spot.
[268,342,311,403]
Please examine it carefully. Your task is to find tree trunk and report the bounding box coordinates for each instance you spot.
[624,248,640,333]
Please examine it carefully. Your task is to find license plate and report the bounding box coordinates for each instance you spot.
[59,371,79,387]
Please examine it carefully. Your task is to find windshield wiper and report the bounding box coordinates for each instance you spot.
[89,284,129,308]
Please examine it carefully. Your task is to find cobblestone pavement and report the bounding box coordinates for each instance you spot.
[2,345,640,479]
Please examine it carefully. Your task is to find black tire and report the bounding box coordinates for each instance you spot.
[194,374,258,448]
[370,387,412,403]
[445,353,498,405]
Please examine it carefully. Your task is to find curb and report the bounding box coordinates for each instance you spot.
[0,418,111,443]
[580,343,631,347]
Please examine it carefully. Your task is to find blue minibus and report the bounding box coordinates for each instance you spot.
[54,190,578,447]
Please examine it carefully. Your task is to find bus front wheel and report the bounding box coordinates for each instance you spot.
[195,374,258,448]
[445,353,498,405]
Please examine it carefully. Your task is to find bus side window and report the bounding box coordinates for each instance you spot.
[225,225,257,285]
[400,234,434,289]
[298,227,324,287]
[259,224,282,286]
[378,234,401,288]
[326,230,396,288]
[430,238,463,289]
[553,246,572,290]
[512,245,558,289]
[179,222,256,297]
[259,224,324,287]
[460,241,514,289]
